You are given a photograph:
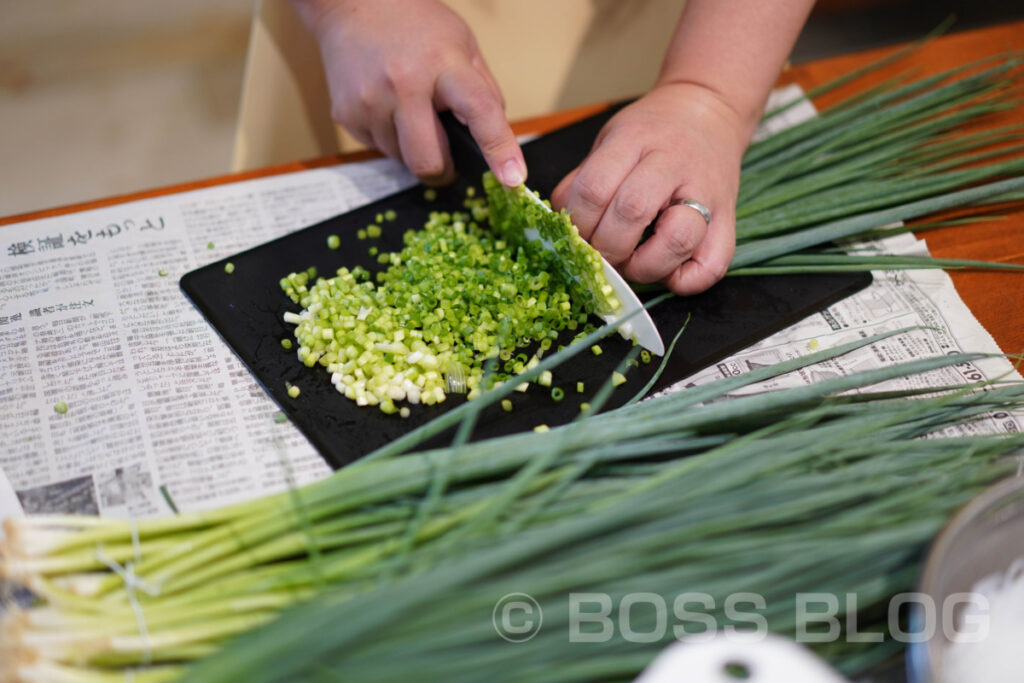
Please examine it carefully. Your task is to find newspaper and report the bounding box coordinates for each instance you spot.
[0,85,1020,525]
[1,159,417,519]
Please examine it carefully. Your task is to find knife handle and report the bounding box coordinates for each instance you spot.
[438,110,488,179]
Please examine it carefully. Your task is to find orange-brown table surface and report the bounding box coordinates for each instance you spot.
[4,20,1022,354]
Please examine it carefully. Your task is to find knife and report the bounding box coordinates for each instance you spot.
[439,112,665,355]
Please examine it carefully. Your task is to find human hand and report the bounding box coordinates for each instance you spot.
[294,0,525,186]
[551,82,748,296]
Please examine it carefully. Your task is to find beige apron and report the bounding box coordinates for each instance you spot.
[232,0,684,170]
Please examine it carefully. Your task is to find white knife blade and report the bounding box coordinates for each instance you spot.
[522,190,665,356]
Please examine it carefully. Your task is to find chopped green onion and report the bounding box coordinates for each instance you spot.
[501,399,513,412]
[278,203,586,413]
[273,412,288,423]
[538,371,553,387]
[157,269,168,277]
[281,339,293,350]
[367,224,382,239]
[287,384,300,399]
[158,485,178,513]
[384,209,397,222]
[591,345,603,356]
[53,401,68,415]
[327,234,341,250]
[612,371,627,387]
[424,188,437,202]
[357,229,368,240]
[206,241,215,249]
[484,173,623,317]
[551,387,564,402]
[533,424,549,433]
[224,262,235,274]
[576,382,585,393]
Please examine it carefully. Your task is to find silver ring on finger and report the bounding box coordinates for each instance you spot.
[673,198,712,226]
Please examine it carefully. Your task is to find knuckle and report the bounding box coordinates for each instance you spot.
[355,84,378,112]
[611,190,650,225]
[661,226,699,259]
[601,247,632,267]
[406,155,446,179]
[477,134,510,159]
[462,89,500,128]
[383,59,418,95]
[422,43,452,68]
[573,173,614,210]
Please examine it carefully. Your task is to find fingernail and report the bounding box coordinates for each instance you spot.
[501,160,525,187]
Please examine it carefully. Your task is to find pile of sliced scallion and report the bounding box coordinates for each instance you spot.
[280,192,598,413]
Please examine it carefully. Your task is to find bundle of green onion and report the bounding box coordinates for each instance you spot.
[192,361,1024,683]
[730,52,1024,271]
[2,329,1023,682]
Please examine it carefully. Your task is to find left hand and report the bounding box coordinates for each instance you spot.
[551,82,748,296]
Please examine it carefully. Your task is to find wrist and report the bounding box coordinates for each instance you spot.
[649,79,756,151]
[289,0,363,40]
[654,0,814,146]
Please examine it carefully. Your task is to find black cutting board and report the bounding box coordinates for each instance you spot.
[181,105,871,469]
